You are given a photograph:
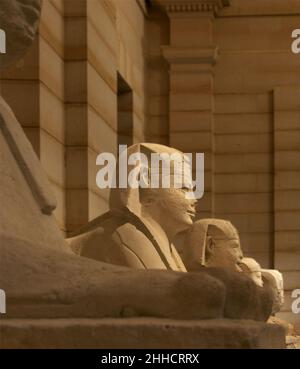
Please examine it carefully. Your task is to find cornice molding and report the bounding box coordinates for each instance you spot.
[154,0,230,15]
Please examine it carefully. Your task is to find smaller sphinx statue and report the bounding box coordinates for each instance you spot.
[261,269,284,314]
[239,257,264,287]
[185,219,284,315]
[239,257,284,313]
[183,218,244,272]
[239,259,285,330]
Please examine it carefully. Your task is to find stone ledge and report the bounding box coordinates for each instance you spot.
[154,0,230,15]
[0,318,285,349]
[162,46,218,66]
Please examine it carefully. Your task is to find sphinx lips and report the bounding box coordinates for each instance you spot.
[187,210,196,217]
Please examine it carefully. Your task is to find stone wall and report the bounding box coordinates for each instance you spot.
[145,7,169,145]
[0,0,147,235]
[273,86,300,325]
[215,0,300,325]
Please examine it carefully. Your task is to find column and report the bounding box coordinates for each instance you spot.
[157,0,229,217]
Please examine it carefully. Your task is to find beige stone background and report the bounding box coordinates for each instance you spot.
[0,0,299,326]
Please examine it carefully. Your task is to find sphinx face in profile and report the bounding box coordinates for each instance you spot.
[140,177,197,237]
[239,257,264,287]
[138,157,197,238]
[0,0,42,68]
[205,232,244,272]
[184,219,244,272]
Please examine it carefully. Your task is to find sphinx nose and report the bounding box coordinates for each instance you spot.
[189,201,197,212]
[190,198,197,206]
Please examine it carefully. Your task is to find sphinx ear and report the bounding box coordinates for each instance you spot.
[206,237,215,256]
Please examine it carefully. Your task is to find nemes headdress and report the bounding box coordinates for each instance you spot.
[109,143,187,218]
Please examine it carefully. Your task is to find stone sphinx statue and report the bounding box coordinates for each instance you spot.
[185,219,284,315]
[68,143,196,271]
[0,0,285,348]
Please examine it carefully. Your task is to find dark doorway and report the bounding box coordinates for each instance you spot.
[117,73,133,152]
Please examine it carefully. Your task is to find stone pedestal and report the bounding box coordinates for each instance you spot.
[0,318,285,349]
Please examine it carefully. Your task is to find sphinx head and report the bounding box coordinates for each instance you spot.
[185,219,244,272]
[108,143,198,240]
[239,257,264,287]
[0,0,42,68]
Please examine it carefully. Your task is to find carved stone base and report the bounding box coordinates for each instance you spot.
[1,318,285,349]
